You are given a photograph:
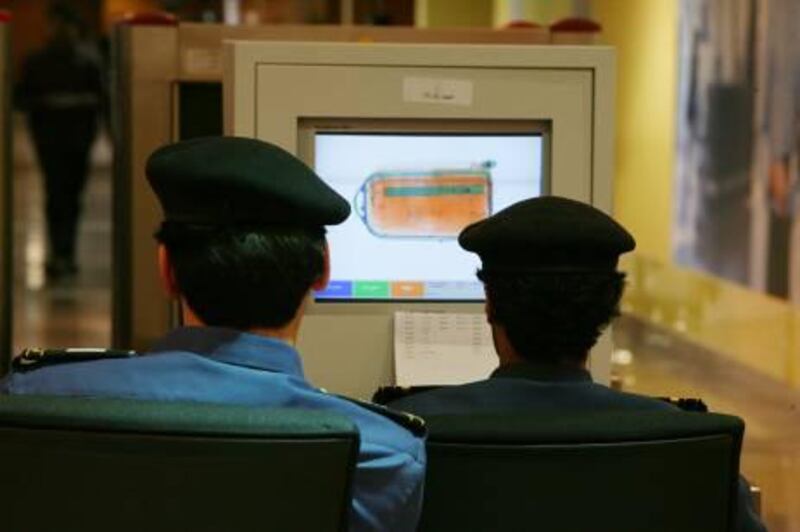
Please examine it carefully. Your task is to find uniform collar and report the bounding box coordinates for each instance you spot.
[149,326,304,377]
[490,361,592,383]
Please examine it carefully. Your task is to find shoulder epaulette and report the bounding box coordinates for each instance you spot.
[333,393,427,438]
[657,396,708,413]
[12,348,139,373]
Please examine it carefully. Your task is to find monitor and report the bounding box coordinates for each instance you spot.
[225,41,615,398]
[311,128,546,302]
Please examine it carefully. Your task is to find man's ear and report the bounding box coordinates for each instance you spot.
[157,244,180,298]
[484,287,495,324]
[311,241,331,292]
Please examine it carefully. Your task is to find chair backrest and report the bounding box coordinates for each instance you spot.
[0,395,359,532]
[419,410,744,532]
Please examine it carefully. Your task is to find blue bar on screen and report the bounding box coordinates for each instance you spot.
[315,280,353,299]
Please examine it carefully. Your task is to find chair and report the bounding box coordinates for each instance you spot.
[419,410,744,532]
[0,395,359,532]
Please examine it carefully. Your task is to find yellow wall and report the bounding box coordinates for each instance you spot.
[416,0,493,28]
[591,0,678,262]
[592,3,800,387]
[623,255,800,388]
[493,0,572,27]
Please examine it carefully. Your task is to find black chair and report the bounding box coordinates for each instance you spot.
[419,410,744,532]
[0,395,359,532]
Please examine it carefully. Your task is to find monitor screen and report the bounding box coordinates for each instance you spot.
[313,132,544,301]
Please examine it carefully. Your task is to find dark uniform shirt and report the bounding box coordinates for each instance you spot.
[389,361,767,532]
[1,327,426,532]
[389,362,673,416]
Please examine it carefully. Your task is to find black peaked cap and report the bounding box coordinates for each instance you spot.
[146,137,350,227]
[459,196,635,273]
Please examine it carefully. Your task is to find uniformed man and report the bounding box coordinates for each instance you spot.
[15,2,104,279]
[388,196,766,532]
[1,137,425,532]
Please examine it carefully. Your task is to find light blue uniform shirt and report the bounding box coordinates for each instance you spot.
[1,327,426,532]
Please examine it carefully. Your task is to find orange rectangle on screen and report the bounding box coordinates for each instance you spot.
[354,165,494,239]
[392,282,425,298]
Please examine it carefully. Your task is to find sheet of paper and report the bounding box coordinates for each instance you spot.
[394,311,497,386]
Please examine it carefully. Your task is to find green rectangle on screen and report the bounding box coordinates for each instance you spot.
[354,281,390,298]
[384,185,485,197]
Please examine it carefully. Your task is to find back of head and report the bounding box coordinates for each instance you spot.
[155,223,326,329]
[147,136,350,330]
[48,1,81,24]
[48,1,85,41]
[459,196,635,365]
[478,269,625,365]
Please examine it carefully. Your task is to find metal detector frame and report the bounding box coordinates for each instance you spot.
[0,16,12,375]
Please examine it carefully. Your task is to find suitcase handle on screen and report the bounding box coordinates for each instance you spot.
[354,182,368,224]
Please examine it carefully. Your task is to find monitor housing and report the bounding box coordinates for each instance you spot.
[225,41,615,398]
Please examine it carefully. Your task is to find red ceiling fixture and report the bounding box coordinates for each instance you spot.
[550,17,602,33]
[118,11,178,26]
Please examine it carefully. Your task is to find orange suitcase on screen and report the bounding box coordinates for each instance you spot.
[354,162,493,238]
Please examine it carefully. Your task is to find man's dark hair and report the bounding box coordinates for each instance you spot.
[155,222,326,330]
[479,270,626,365]
[48,2,83,27]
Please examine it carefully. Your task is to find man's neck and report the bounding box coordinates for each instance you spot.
[496,342,589,369]
[245,325,298,346]
[181,302,301,346]
[492,325,588,369]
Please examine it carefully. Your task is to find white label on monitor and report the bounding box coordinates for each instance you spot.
[403,77,473,106]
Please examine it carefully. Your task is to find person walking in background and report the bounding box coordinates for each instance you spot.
[16,2,103,280]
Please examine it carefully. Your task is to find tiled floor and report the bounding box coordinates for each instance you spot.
[615,316,800,532]
[8,117,799,531]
